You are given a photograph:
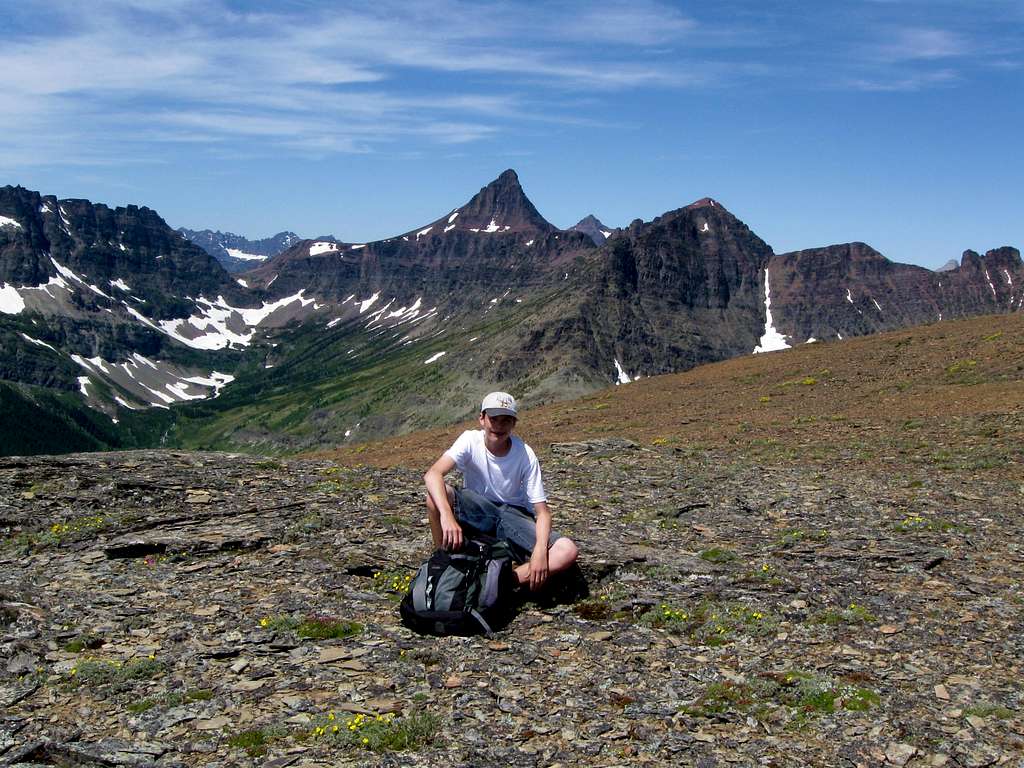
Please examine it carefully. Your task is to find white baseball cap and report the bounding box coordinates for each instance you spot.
[481,391,518,417]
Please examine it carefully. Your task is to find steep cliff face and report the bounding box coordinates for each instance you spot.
[768,243,1023,342]
[500,198,774,386]
[0,186,254,417]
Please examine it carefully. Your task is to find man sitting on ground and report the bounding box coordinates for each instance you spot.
[424,392,578,591]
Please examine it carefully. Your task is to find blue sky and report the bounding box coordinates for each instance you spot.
[2,0,1021,269]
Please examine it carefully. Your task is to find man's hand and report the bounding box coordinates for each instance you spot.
[440,511,463,551]
[528,545,549,591]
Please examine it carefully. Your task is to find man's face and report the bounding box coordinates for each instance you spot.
[479,412,516,441]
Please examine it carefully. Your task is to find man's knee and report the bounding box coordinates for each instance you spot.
[550,537,578,569]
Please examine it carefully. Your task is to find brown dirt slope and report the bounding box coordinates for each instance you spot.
[325,311,1024,475]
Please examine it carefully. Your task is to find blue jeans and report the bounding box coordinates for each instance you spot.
[454,488,560,563]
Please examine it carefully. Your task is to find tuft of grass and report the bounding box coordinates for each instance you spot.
[699,547,737,564]
[310,711,439,752]
[639,600,776,646]
[297,617,362,640]
[810,602,877,626]
[259,614,362,640]
[127,688,214,713]
[683,671,880,722]
[946,359,977,375]
[62,634,104,653]
[227,725,287,757]
[66,657,166,691]
[893,514,968,534]
[573,598,613,621]
[284,512,328,541]
[963,703,1015,719]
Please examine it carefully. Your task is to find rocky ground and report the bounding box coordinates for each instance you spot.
[2,437,1022,767]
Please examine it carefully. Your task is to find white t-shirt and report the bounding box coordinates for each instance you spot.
[444,430,546,509]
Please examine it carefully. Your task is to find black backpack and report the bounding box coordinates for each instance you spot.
[400,537,517,636]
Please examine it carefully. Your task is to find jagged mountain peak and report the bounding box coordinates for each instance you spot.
[424,168,555,235]
[936,259,960,272]
[570,214,614,245]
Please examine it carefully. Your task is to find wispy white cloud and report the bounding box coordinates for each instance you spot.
[868,28,972,62]
[846,69,961,92]
[0,0,718,170]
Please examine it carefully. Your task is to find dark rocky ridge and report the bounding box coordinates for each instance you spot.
[0,186,246,319]
[248,170,593,312]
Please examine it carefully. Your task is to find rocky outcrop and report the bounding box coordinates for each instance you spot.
[507,199,773,386]
[769,243,1023,343]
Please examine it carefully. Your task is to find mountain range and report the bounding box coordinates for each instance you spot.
[176,228,305,273]
[1,172,1020,455]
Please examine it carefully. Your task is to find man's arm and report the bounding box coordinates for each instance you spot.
[424,454,463,551]
[527,500,552,591]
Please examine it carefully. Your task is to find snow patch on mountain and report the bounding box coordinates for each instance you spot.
[309,242,338,256]
[155,291,318,350]
[50,258,112,299]
[71,351,235,408]
[0,215,23,229]
[753,270,791,354]
[225,248,267,262]
[21,333,58,352]
[0,284,25,314]
[985,270,997,299]
[358,292,380,314]
[614,359,635,385]
[424,351,446,364]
